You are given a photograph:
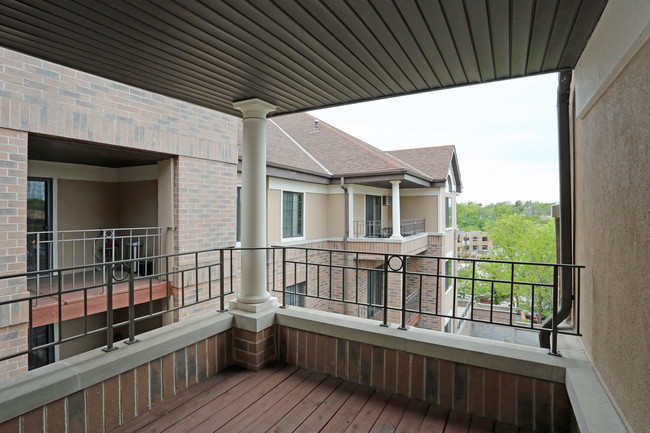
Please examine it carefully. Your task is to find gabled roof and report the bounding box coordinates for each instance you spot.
[238,113,460,190]
[388,146,463,192]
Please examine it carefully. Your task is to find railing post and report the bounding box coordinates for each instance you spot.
[398,255,408,330]
[549,265,561,356]
[125,262,138,345]
[381,254,389,327]
[280,247,287,308]
[219,249,226,312]
[103,264,117,352]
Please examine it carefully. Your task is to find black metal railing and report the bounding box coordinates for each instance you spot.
[0,248,237,368]
[353,218,425,238]
[0,245,583,370]
[270,246,583,355]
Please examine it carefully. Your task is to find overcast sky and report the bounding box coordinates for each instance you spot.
[309,73,560,204]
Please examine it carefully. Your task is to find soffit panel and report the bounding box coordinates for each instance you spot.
[0,0,607,117]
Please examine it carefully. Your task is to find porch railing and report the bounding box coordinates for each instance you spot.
[353,218,425,238]
[0,246,582,370]
[27,227,167,299]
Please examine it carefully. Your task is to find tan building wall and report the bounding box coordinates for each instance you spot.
[401,195,438,233]
[572,3,649,431]
[305,192,328,240]
[266,188,281,244]
[326,193,345,238]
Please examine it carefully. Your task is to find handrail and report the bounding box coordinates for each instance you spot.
[353,218,425,238]
[0,245,583,371]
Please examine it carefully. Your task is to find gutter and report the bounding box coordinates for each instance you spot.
[341,177,349,314]
[540,70,574,350]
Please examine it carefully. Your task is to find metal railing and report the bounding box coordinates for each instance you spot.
[0,245,583,370]
[0,248,236,368]
[270,246,583,355]
[353,218,425,238]
[27,227,167,301]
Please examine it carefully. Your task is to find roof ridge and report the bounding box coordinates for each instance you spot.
[269,118,333,176]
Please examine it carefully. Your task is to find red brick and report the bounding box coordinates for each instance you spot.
[0,417,19,432]
[424,357,439,404]
[438,360,454,410]
[325,336,337,376]
[552,382,572,433]
[21,407,44,433]
[410,354,425,400]
[453,363,469,412]
[225,329,233,367]
[216,332,226,372]
[85,382,104,432]
[306,331,317,369]
[384,348,398,394]
[499,372,517,425]
[67,390,86,432]
[517,375,534,430]
[534,379,552,433]
[136,364,150,415]
[348,341,360,383]
[187,343,198,387]
[162,353,175,400]
[397,351,410,397]
[121,369,136,424]
[336,339,347,379]
[149,359,162,406]
[297,330,308,368]
[372,346,384,390]
[46,398,65,433]
[315,333,326,372]
[207,335,217,376]
[104,376,120,431]
[468,366,484,416]
[197,339,207,381]
[288,328,298,366]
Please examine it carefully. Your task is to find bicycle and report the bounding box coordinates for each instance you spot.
[95,229,131,281]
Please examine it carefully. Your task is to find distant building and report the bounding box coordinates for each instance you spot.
[458,231,493,256]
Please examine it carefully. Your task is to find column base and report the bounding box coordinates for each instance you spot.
[229,297,278,313]
[390,234,403,240]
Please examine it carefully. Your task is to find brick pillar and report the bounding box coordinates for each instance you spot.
[233,326,276,371]
[0,128,29,379]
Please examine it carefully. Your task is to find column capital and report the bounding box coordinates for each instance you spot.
[233,98,276,119]
[390,180,401,186]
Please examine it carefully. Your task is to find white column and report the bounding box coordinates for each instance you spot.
[232,98,276,311]
[347,186,354,238]
[390,180,402,239]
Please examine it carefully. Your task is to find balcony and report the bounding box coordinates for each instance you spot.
[0,247,625,433]
[353,219,425,239]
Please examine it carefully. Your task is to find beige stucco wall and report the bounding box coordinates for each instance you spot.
[401,195,438,232]
[267,188,281,244]
[572,10,649,431]
[117,180,158,228]
[305,192,328,239]
[57,180,119,230]
[326,193,345,238]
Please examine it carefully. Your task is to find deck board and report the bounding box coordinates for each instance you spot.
[116,364,521,433]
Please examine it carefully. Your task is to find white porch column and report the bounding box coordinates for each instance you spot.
[390,180,402,239]
[232,98,276,311]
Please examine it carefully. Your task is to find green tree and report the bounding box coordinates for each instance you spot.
[458,214,556,318]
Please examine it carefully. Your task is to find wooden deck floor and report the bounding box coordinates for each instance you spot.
[115,363,531,433]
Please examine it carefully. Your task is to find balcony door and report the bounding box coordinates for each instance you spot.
[365,195,381,238]
[27,177,52,272]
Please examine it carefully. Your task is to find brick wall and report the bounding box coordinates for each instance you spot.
[0,128,28,379]
[0,329,233,433]
[277,326,574,433]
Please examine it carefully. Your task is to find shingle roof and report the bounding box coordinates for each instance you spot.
[238,113,458,186]
[387,146,456,181]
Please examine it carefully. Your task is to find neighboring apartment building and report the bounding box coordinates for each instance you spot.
[0,49,461,375]
[242,113,462,331]
[457,231,493,256]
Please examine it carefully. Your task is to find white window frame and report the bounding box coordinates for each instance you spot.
[281,190,305,241]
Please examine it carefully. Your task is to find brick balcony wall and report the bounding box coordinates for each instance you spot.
[0,128,29,379]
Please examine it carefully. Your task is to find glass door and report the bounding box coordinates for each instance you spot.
[365,195,382,237]
[27,177,52,272]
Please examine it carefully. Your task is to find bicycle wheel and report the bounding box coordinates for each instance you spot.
[112,263,130,281]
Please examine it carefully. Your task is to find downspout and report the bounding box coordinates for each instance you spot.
[540,71,573,349]
[341,177,349,314]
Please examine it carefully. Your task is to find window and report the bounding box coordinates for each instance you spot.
[482,245,488,250]
[282,191,304,238]
[285,282,306,307]
[445,197,452,228]
[472,236,478,241]
[444,317,452,333]
[29,324,55,370]
[236,187,241,243]
[482,236,488,242]
[472,245,478,251]
[446,175,453,193]
[444,260,453,293]
[368,266,383,318]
